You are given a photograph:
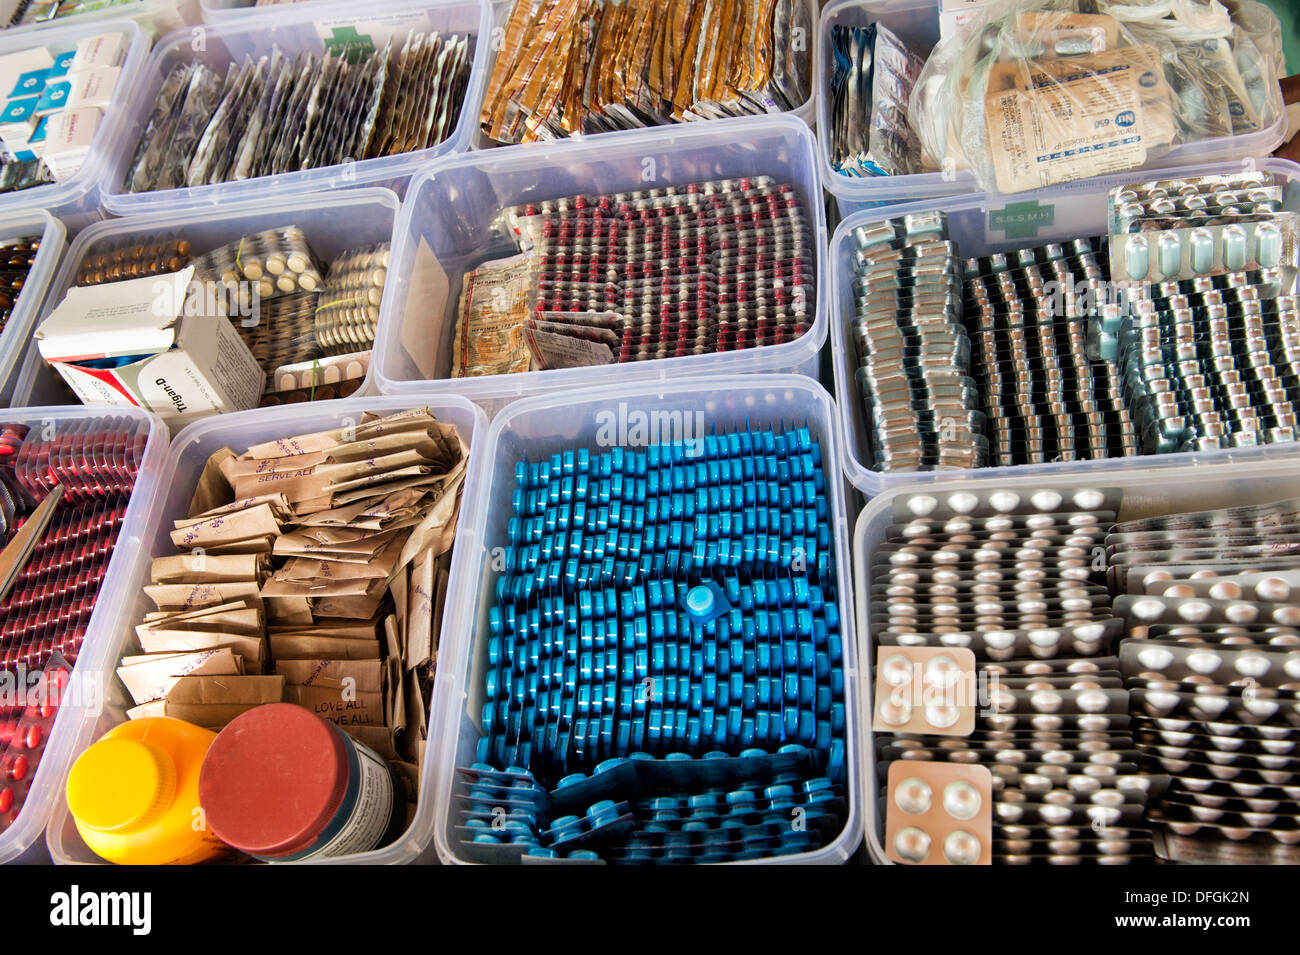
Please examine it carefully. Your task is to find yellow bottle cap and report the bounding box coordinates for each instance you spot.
[67,737,177,833]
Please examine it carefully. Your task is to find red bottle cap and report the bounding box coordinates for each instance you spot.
[199,704,348,858]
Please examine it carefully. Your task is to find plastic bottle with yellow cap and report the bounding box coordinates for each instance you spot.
[66,717,231,865]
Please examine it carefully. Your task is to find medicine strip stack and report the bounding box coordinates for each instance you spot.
[1110,498,1300,864]
[871,486,1162,864]
[0,417,147,836]
[455,424,849,863]
[453,176,813,376]
[482,0,811,143]
[58,226,390,405]
[124,33,472,194]
[0,236,40,337]
[850,169,1300,472]
[1101,171,1299,453]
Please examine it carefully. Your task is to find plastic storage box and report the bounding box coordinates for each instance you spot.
[14,186,402,409]
[0,405,168,866]
[44,393,489,865]
[853,455,1300,864]
[829,156,1300,496]
[429,374,863,864]
[372,115,829,418]
[816,0,1290,218]
[99,0,491,216]
[0,0,199,37]
[0,18,148,222]
[201,0,319,23]
[473,0,819,143]
[0,209,64,405]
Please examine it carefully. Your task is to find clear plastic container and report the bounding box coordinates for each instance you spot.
[13,186,402,411]
[816,0,1291,219]
[829,156,1300,496]
[0,209,65,405]
[98,0,492,217]
[473,0,818,144]
[0,404,168,865]
[372,114,829,418]
[853,455,1300,865]
[0,0,199,37]
[429,374,863,865]
[44,392,491,865]
[0,18,148,221]
[201,0,322,24]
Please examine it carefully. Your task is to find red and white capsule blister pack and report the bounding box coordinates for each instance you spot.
[885,761,992,865]
[874,646,977,736]
[0,654,70,832]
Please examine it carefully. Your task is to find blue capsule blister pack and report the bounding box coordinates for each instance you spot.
[459,425,849,863]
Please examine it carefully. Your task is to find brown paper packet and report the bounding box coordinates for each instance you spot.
[270,616,381,640]
[401,666,427,762]
[150,552,269,584]
[382,614,402,663]
[179,492,293,524]
[280,536,404,582]
[116,648,244,706]
[261,573,383,599]
[269,633,381,661]
[293,486,430,529]
[386,656,405,736]
[159,673,284,705]
[431,557,449,671]
[391,562,408,655]
[275,658,384,692]
[397,467,466,570]
[141,597,260,623]
[285,685,386,727]
[273,517,418,550]
[144,581,262,612]
[126,700,263,729]
[242,408,448,459]
[406,548,434,671]
[170,502,286,549]
[342,724,401,762]
[263,594,314,625]
[138,609,263,640]
[195,536,276,556]
[187,447,237,518]
[136,631,267,672]
[322,472,449,510]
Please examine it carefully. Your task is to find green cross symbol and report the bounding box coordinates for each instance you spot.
[324,25,375,64]
[988,200,1056,241]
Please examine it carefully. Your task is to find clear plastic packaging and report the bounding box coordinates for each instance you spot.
[0,209,64,405]
[0,17,148,221]
[44,393,490,865]
[829,156,1300,495]
[98,0,491,216]
[429,374,862,865]
[372,114,828,418]
[0,405,168,865]
[817,0,1290,216]
[15,187,401,412]
[912,0,1285,194]
[853,455,1300,864]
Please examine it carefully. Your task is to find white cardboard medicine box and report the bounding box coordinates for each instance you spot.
[34,268,264,425]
